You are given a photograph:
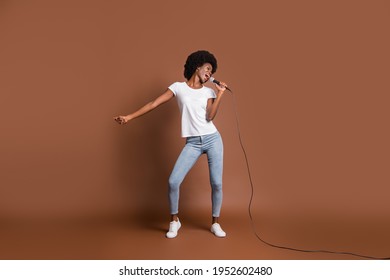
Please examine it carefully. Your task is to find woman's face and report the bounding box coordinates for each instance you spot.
[197,63,213,84]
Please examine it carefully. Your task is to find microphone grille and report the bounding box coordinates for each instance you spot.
[209,77,215,82]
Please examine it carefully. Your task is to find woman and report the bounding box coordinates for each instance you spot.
[114,50,228,238]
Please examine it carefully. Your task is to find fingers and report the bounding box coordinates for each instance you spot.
[114,116,127,124]
[217,81,232,93]
[113,116,121,124]
[216,81,227,92]
[219,81,228,88]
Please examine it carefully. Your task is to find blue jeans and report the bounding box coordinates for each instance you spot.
[168,131,223,217]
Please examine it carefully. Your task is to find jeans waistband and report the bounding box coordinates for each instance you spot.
[186,131,221,146]
[186,131,219,140]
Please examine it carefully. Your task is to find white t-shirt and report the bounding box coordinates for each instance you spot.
[168,82,218,137]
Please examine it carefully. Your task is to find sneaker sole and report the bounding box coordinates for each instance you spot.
[211,228,226,238]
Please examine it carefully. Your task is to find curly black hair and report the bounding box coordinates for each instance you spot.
[183,50,218,80]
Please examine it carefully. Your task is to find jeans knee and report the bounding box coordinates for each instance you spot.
[211,182,222,192]
[168,177,181,192]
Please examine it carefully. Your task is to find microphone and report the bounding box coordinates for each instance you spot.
[210,77,232,92]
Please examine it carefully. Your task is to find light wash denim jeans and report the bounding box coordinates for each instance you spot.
[168,131,223,217]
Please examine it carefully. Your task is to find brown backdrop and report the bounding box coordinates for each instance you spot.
[1,0,390,259]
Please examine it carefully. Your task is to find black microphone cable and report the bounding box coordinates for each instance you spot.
[226,86,390,260]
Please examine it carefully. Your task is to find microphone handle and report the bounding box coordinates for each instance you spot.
[212,79,232,92]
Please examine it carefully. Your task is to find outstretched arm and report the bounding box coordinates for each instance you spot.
[114,89,174,124]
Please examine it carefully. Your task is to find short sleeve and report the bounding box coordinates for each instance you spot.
[208,87,216,99]
[168,82,179,96]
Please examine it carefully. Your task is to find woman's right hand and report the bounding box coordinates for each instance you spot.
[114,115,130,125]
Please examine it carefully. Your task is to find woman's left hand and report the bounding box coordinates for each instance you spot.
[215,81,228,93]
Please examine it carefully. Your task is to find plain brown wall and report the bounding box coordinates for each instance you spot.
[1,0,390,229]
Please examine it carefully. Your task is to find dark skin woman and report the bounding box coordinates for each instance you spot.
[114,50,228,238]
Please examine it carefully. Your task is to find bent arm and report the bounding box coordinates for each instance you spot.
[206,82,227,121]
[114,89,174,124]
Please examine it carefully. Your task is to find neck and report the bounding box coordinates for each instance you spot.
[186,75,203,89]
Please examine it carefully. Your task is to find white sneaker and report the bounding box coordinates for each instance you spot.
[211,223,226,237]
[166,219,181,238]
